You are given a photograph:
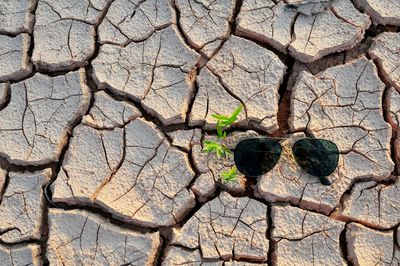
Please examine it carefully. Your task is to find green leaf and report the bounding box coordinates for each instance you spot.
[202,141,217,153]
[211,105,243,131]
[211,114,229,121]
[231,105,243,119]
[220,166,238,183]
[202,140,231,159]
[226,105,243,125]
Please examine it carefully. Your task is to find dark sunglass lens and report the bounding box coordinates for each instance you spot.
[292,139,339,180]
[234,138,282,177]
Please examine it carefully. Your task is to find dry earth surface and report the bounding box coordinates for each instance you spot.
[0,0,399,265]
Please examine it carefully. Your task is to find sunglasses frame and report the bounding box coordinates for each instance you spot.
[231,136,340,185]
[229,136,336,151]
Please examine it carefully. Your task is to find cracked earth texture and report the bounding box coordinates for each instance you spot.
[0,0,399,265]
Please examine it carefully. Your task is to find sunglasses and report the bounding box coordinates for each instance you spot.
[232,138,339,186]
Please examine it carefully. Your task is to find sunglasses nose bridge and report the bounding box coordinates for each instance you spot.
[281,143,295,160]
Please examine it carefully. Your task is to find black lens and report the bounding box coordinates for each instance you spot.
[234,138,282,177]
[292,139,339,183]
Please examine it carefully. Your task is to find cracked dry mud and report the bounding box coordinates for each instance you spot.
[0,0,400,265]
[236,0,370,62]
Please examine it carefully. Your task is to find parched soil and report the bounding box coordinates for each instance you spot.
[0,0,399,265]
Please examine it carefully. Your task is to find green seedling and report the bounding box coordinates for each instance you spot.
[220,166,238,183]
[202,140,231,159]
[212,105,243,139]
[202,105,243,183]
[211,105,243,128]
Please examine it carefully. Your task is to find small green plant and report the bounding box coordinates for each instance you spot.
[220,166,238,183]
[202,105,243,183]
[202,140,231,159]
[212,105,243,139]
